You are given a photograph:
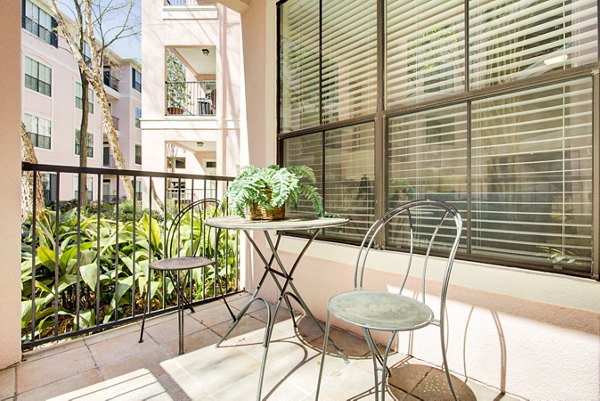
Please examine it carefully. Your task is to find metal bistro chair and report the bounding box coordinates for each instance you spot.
[139,198,235,355]
[316,199,463,401]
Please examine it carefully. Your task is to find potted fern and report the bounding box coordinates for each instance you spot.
[226,165,323,220]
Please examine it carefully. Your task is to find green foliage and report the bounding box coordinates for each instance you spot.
[226,165,323,217]
[20,204,238,343]
[166,52,190,110]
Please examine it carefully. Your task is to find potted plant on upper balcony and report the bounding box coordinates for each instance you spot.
[166,52,189,115]
[226,165,323,220]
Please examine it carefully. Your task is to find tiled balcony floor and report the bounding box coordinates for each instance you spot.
[0,293,524,401]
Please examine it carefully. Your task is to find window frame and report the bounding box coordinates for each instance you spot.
[22,0,58,47]
[25,56,52,97]
[24,113,51,150]
[132,68,142,92]
[276,0,600,279]
[74,130,94,158]
[75,82,94,113]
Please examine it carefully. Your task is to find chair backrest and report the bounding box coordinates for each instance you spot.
[165,198,223,259]
[355,199,462,319]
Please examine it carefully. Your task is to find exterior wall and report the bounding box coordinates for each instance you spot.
[22,0,142,202]
[239,2,600,401]
[141,0,243,189]
[22,16,104,200]
[0,0,24,368]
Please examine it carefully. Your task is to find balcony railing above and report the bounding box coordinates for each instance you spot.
[103,72,120,92]
[165,80,216,116]
[164,0,217,5]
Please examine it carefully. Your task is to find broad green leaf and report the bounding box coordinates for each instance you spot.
[80,263,98,290]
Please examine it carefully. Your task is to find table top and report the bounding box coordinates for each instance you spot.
[204,215,349,231]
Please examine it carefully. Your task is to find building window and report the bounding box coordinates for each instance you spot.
[134,107,141,128]
[75,130,94,158]
[24,113,51,149]
[278,0,598,277]
[22,0,58,47]
[134,144,142,165]
[132,68,142,92]
[41,173,56,202]
[25,56,52,97]
[75,82,94,113]
[74,176,94,201]
[168,156,186,169]
[131,179,142,199]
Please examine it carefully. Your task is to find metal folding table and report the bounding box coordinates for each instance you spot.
[204,215,349,401]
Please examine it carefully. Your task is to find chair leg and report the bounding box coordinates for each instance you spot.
[363,329,381,401]
[440,317,458,401]
[139,267,152,343]
[315,309,332,401]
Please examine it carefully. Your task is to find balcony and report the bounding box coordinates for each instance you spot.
[103,72,120,92]
[165,80,216,116]
[3,292,518,400]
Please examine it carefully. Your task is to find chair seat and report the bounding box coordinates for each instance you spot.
[149,256,214,271]
[328,290,434,331]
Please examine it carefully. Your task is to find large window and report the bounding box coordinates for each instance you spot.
[132,68,142,92]
[24,113,51,149]
[25,56,52,97]
[278,0,598,277]
[22,0,58,47]
[75,130,94,158]
[75,82,94,113]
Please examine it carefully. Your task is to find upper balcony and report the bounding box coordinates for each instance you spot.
[162,0,218,20]
[165,80,216,116]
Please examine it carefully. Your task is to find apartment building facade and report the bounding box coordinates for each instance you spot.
[22,0,143,202]
[141,0,244,202]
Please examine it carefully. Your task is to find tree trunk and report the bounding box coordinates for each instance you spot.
[21,123,45,219]
[79,72,90,205]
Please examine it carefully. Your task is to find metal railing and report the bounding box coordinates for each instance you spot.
[103,72,120,91]
[20,163,239,348]
[164,0,217,5]
[165,81,216,116]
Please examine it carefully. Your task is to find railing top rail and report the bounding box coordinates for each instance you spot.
[22,162,234,182]
[165,80,216,84]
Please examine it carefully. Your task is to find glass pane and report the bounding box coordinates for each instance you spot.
[322,0,377,123]
[324,122,375,241]
[470,0,598,89]
[282,132,323,216]
[279,0,320,133]
[388,104,468,248]
[386,0,465,108]
[471,78,593,273]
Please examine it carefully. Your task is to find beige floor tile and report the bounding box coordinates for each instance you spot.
[161,345,260,399]
[16,346,96,393]
[84,321,141,346]
[46,368,171,401]
[210,314,268,340]
[87,330,165,367]
[16,369,103,401]
[21,338,86,362]
[160,327,223,356]
[0,367,15,400]
[190,303,239,327]
[143,313,206,345]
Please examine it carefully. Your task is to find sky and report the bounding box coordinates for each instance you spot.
[58,0,142,61]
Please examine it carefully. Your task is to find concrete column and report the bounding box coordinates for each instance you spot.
[0,0,24,368]
[240,0,277,168]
